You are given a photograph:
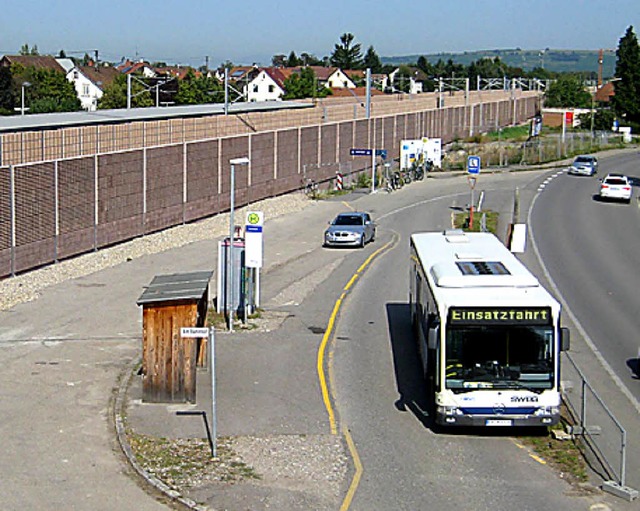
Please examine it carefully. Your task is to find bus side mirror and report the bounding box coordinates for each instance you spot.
[560,327,570,352]
[428,324,439,350]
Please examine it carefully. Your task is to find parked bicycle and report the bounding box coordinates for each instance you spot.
[303,178,319,199]
[401,167,413,184]
[382,169,403,192]
[391,171,404,190]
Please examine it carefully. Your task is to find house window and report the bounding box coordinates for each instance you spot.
[82,84,90,96]
[268,85,274,93]
[73,71,79,79]
[253,85,258,93]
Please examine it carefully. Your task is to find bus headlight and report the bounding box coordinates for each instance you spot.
[437,405,463,416]
[534,406,560,416]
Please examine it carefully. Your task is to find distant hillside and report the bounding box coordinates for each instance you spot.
[382,49,616,76]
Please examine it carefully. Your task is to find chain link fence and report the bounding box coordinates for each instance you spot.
[442,132,629,170]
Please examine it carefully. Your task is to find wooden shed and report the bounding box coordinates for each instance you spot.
[136,270,212,403]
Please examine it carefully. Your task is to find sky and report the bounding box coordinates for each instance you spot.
[1,0,638,67]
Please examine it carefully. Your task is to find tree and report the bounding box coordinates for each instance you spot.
[528,66,555,80]
[98,74,153,109]
[174,70,223,105]
[416,56,434,76]
[300,52,323,66]
[272,54,287,67]
[19,44,39,56]
[543,74,591,108]
[611,25,640,129]
[467,57,509,79]
[286,51,301,67]
[577,109,616,131]
[0,67,14,114]
[282,67,329,100]
[363,46,382,73]
[9,65,80,114]
[330,33,363,70]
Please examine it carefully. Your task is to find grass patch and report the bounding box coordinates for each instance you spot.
[128,431,260,490]
[207,309,227,329]
[522,422,588,485]
[486,125,531,142]
[453,209,499,234]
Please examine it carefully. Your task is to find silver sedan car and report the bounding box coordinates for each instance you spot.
[323,212,376,248]
[568,155,598,176]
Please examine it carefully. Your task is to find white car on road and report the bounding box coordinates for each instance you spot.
[599,173,632,203]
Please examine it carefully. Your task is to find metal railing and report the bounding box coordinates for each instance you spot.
[561,353,638,500]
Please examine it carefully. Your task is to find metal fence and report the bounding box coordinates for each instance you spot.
[442,131,628,170]
[520,132,627,166]
[561,353,637,500]
[0,94,540,279]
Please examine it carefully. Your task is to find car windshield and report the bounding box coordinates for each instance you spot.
[604,178,627,186]
[574,157,592,164]
[334,215,364,226]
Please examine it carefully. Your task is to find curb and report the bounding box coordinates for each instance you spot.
[113,357,211,511]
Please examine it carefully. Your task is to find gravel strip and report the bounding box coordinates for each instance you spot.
[0,193,310,312]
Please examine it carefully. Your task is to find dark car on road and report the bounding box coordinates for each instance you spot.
[323,212,376,248]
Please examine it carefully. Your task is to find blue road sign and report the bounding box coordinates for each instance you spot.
[375,149,387,159]
[350,148,372,156]
[467,155,481,174]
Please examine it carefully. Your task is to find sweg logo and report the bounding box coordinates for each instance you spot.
[511,396,539,403]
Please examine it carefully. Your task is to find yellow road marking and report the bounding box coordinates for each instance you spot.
[510,438,546,465]
[316,235,396,510]
[317,241,392,434]
[340,427,363,511]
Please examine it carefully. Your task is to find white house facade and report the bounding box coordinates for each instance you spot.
[388,68,424,94]
[246,69,285,102]
[65,68,102,110]
[326,69,356,89]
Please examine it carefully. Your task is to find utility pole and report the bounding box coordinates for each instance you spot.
[365,68,371,119]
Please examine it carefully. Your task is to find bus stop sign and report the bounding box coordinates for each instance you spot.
[467,155,481,174]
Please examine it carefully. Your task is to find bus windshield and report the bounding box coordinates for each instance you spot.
[445,325,554,392]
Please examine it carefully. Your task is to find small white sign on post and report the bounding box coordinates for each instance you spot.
[245,211,264,268]
[180,327,210,338]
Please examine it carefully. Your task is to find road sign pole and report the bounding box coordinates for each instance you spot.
[210,327,217,458]
[470,188,475,230]
[371,151,376,193]
[467,174,477,230]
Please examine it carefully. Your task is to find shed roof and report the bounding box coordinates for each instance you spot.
[137,270,213,305]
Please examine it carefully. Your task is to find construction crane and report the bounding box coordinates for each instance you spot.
[598,49,604,88]
[597,48,616,88]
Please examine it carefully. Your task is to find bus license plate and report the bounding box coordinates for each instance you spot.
[486,419,512,426]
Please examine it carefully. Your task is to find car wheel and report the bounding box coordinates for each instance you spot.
[359,235,365,248]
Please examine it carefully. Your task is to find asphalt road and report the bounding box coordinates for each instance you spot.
[528,149,640,491]
[1,153,638,510]
[327,169,628,510]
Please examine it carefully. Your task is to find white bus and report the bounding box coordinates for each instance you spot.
[409,230,570,427]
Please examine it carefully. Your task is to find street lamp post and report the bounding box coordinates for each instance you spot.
[17,82,31,116]
[227,157,250,332]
